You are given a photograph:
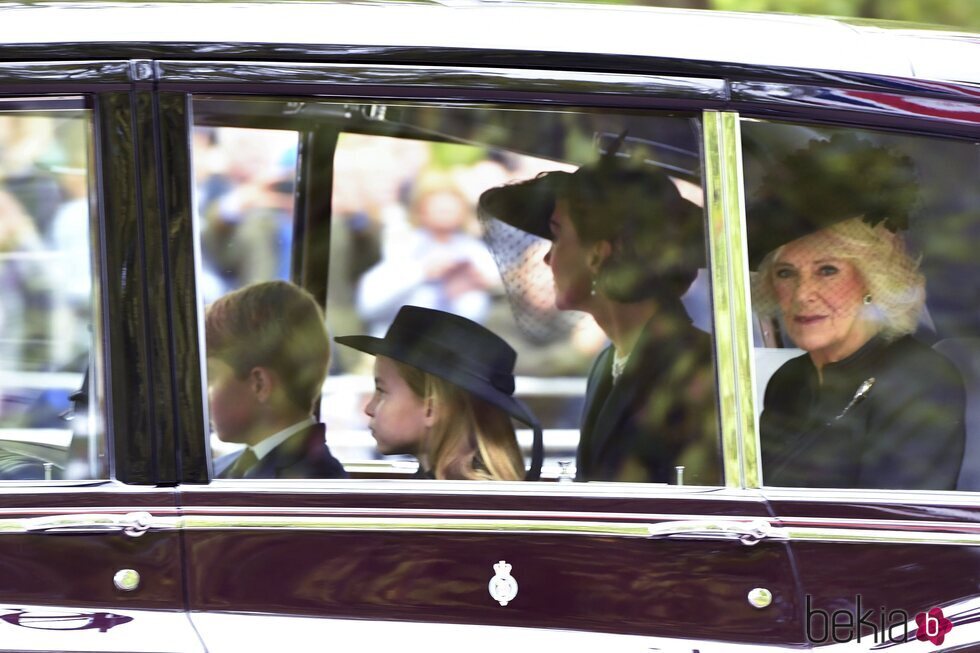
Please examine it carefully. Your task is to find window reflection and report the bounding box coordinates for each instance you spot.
[194,99,719,483]
[744,122,980,491]
[0,109,104,480]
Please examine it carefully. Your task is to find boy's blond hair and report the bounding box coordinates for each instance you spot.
[206,281,329,412]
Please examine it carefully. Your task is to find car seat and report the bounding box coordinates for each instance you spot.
[933,338,980,491]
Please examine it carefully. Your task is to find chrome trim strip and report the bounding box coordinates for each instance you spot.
[177,507,767,522]
[185,474,980,503]
[782,526,980,547]
[778,516,980,533]
[702,110,758,489]
[0,513,179,534]
[1,504,973,532]
[97,514,980,546]
[0,60,131,84]
[184,477,744,499]
[171,516,980,546]
[4,508,980,545]
[732,80,980,126]
[23,511,162,536]
[158,60,727,100]
[179,515,655,537]
[0,505,178,517]
[0,479,169,494]
[762,485,980,504]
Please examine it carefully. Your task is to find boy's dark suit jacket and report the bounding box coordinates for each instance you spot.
[213,423,347,479]
[576,306,722,485]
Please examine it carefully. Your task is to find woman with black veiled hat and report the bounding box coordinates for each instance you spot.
[749,134,965,490]
[336,305,543,481]
[478,155,721,485]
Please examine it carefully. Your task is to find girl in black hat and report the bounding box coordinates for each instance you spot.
[336,305,542,481]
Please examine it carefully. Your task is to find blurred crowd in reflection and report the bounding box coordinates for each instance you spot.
[193,128,606,381]
[1,114,92,431]
[193,128,608,448]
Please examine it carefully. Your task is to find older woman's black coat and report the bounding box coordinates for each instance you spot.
[760,335,965,490]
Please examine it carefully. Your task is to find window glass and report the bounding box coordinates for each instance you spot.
[0,107,105,480]
[193,126,299,304]
[193,97,721,485]
[743,119,980,491]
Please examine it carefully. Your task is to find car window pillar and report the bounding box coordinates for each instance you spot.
[702,109,760,489]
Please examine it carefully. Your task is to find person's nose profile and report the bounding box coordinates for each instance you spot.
[364,395,378,417]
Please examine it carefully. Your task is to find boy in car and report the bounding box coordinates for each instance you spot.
[206,280,346,479]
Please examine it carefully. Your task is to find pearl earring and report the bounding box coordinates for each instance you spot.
[590,278,597,297]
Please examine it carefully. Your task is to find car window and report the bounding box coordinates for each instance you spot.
[743,119,980,492]
[192,97,723,485]
[0,104,106,481]
[193,125,300,304]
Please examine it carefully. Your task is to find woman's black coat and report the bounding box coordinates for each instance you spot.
[760,335,965,490]
[576,300,722,485]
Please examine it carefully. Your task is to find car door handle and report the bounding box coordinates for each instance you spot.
[647,519,784,546]
[24,511,157,537]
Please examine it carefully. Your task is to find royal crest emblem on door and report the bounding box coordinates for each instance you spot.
[488,560,518,606]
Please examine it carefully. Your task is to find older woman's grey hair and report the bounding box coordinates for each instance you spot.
[752,216,925,340]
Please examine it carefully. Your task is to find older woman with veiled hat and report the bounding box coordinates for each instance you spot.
[479,154,721,485]
[749,134,965,490]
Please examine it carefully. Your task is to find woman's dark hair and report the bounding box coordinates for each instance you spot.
[561,160,703,302]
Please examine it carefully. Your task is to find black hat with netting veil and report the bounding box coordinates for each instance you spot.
[335,306,543,481]
[478,149,705,303]
[477,169,585,345]
[477,170,572,241]
[746,133,919,268]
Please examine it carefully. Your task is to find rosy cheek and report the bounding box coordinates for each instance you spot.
[773,283,793,307]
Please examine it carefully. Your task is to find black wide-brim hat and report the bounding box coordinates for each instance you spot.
[744,133,918,268]
[335,306,543,480]
[477,159,705,273]
[477,170,572,241]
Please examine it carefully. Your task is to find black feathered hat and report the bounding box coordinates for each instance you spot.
[745,133,918,268]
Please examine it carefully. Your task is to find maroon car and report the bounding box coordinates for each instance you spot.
[0,3,978,651]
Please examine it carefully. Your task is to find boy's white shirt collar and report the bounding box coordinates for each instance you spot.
[250,415,316,460]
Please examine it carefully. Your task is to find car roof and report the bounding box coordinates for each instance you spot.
[1,2,978,86]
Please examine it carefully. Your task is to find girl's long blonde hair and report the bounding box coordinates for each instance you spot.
[394,360,524,481]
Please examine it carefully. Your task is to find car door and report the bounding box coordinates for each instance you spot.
[738,88,980,649]
[0,61,199,652]
[160,60,804,650]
